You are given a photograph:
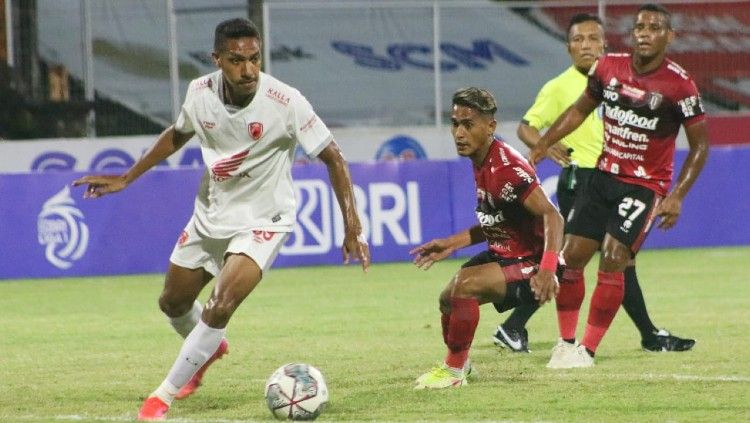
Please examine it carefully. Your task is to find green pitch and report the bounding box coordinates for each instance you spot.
[1,246,748,422]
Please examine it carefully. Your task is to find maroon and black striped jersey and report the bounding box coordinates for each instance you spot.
[473,139,544,259]
[586,53,706,196]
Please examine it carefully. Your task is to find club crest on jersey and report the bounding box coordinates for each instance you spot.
[648,92,664,110]
[248,122,263,140]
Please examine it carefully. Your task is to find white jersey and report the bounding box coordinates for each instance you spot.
[175,70,333,238]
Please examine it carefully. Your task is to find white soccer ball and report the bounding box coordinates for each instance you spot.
[264,363,329,421]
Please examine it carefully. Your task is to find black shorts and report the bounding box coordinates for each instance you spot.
[556,166,595,224]
[566,170,661,254]
[461,251,564,313]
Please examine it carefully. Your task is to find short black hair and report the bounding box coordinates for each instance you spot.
[567,13,603,41]
[452,87,497,116]
[637,3,672,29]
[214,18,261,52]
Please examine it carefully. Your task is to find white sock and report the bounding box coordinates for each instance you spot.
[446,366,464,376]
[155,320,225,403]
[152,380,179,406]
[169,300,202,338]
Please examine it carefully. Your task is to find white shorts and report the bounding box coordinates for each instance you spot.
[169,218,290,276]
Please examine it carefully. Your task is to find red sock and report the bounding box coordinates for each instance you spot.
[444,297,479,369]
[441,313,450,345]
[556,268,585,341]
[581,271,625,353]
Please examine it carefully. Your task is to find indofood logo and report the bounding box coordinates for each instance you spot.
[605,105,659,130]
[37,186,89,269]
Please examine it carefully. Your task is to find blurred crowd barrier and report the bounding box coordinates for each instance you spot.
[2,0,748,140]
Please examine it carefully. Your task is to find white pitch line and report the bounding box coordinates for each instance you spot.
[2,417,546,423]
[0,417,550,423]
[644,373,750,382]
[544,372,750,383]
[3,416,264,423]
[4,373,747,423]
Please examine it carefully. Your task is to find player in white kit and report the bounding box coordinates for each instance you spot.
[73,18,370,421]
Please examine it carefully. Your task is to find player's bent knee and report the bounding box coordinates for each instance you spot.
[562,237,599,269]
[158,293,193,318]
[600,248,630,271]
[452,267,487,296]
[439,296,451,314]
[451,276,478,298]
[562,250,590,269]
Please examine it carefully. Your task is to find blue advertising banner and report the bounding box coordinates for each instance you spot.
[2,169,200,279]
[1,161,455,279]
[1,147,748,280]
[447,148,750,252]
[641,147,750,248]
[275,160,453,267]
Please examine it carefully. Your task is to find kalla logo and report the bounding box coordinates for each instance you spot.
[37,186,89,269]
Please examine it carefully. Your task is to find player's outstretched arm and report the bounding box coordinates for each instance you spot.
[655,120,709,230]
[518,122,571,166]
[318,140,370,272]
[409,226,485,271]
[72,126,194,198]
[528,94,597,166]
[523,187,564,304]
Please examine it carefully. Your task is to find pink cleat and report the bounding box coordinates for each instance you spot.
[175,339,229,400]
[137,396,169,421]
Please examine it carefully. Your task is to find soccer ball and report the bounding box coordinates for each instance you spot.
[264,363,329,420]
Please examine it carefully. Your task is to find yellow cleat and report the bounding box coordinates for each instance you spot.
[414,366,466,389]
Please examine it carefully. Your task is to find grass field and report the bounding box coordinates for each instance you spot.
[1,246,749,423]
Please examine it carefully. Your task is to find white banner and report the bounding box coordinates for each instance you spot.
[1,120,692,174]
[0,123,526,173]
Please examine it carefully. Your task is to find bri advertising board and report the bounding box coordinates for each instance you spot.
[1,148,749,280]
[1,161,462,279]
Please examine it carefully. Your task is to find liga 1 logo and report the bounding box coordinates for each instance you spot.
[37,186,89,269]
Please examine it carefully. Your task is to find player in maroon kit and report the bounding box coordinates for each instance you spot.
[529,4,709,368]
[412,87,564,389]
